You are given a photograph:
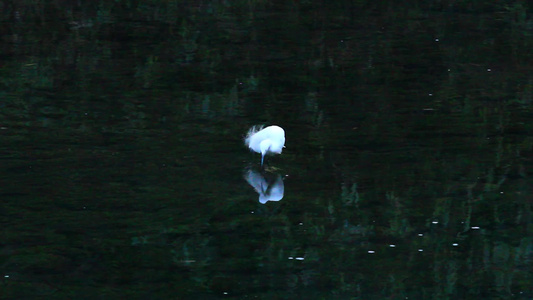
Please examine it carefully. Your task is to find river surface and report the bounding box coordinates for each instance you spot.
[1,1,532,299]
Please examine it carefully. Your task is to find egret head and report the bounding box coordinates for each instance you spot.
[259,139,280,166]
[270,143,283,154]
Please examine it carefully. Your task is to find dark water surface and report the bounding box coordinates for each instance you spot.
[1,1,532,299]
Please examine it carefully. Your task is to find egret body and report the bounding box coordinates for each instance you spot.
[245,125,285,165]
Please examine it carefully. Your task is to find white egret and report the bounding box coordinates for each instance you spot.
[245,125,285,165]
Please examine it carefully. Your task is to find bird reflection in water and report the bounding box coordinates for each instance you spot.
[244,168,284,204]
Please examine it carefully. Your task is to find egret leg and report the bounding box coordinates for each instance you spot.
[261,154,265,166]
